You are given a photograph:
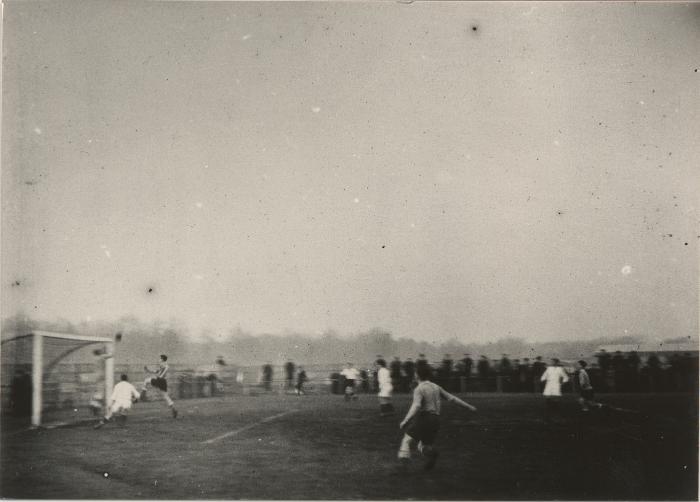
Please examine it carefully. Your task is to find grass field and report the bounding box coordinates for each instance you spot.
[1,391,697,500]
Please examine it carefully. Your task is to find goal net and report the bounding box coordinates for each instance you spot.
[1,331,115,427]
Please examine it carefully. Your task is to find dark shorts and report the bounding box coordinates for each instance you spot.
[405,412,440,445]
[344,379,355,391]
[151,377,168,392]
[580,388,594,400]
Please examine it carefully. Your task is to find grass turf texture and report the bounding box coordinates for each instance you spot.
[1,392,697,499]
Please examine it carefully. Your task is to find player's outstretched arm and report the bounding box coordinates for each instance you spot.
[440,388,477,412]
[454,397,477,412]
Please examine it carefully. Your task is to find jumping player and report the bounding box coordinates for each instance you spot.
[376,358,394,416]
[94,374,140,428]
[142,354,178,418]
[341,362,360,401]
[398,364,477,470]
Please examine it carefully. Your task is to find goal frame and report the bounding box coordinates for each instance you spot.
[2,330,115,426]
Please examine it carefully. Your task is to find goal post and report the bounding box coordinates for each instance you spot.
[32,333,42,427]
[2,330,115,427]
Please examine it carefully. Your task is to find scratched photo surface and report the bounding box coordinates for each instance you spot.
[1,1,698,500]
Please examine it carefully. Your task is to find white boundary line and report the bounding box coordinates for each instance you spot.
[201,410,299,445]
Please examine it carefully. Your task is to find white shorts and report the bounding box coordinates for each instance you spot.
[379,383,393,398]
[111,400,133,414]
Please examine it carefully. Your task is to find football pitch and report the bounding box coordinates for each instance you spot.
[1,392,697,500]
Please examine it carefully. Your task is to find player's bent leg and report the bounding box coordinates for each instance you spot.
[398,434,415,460]
[162,392,174,407]
[104,402,118,421]
[117,411,127,426]
[578,396,589,411]
[160,392,178,418]
[141,378,154,400]
[421,444,439,471]
[95,405,117,429]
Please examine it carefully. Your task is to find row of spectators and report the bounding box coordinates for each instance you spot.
[363,351,698,394]
[593,350,698,393]
[259,360,307,392]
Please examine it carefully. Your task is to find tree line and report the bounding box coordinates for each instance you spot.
[1,313,687,368]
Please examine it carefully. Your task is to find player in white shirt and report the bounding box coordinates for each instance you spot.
[340,362,360,401]
[142,354,178,418]
[375,358,394,416]
[540,358,569,417]
[541,358,569,396]
[94,374,140,428]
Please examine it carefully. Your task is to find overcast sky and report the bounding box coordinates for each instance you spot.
[2,1,698,343]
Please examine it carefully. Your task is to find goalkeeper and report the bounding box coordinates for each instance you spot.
[94,374,140,428]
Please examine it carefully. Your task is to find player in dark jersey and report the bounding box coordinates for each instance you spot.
[398,364,477,470]
[577,360,603,411]
[142,354,178,418]
[295,367,308,395]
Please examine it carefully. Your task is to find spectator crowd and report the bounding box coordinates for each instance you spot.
[331,351,698,395]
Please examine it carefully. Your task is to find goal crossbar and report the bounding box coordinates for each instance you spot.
[28,331,112,343]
